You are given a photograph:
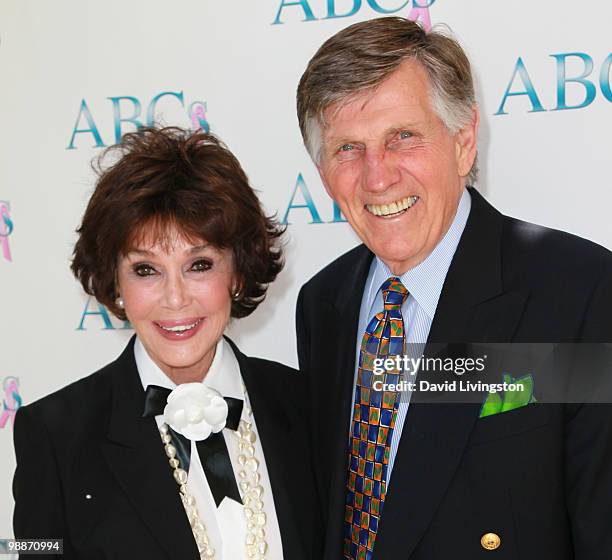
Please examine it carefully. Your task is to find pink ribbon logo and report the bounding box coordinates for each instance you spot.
[407,0,433,32]
[0,376,22,429]
[0,201,13,263]
[190,102,210,133]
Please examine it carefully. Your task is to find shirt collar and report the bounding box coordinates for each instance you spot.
[135,336,243,400]
[371,188,471,319]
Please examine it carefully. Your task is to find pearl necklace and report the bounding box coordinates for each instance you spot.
[158,399,269,559]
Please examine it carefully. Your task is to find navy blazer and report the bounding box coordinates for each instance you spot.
[296,188,612,559]
[13,336,319,559]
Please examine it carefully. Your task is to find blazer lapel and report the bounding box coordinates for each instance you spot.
[101,339,199,560]
[426,188,529,345]
[374,189,529,558]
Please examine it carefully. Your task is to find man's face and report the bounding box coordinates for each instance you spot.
[317,59,478,274]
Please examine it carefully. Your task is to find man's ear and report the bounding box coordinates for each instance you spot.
[455,105,480,178]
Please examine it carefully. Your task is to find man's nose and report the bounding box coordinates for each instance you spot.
[362,151,401,193]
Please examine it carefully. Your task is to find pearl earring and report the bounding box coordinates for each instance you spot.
[115,297,124,309]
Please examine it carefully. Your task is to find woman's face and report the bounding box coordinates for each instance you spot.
[116,229,235,383]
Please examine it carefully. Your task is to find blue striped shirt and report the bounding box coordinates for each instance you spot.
[353,188,471,484]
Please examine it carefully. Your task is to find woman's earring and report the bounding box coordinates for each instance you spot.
[115,296,124,309]
[232,290,241,301]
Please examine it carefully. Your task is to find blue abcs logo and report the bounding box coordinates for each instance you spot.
[282,173,346,225]
[273,0,435,26]
[496,53,612,115]
[77,297,133,331]
[67,91,210,149]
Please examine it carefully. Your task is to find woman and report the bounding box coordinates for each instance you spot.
[12,127,318,559]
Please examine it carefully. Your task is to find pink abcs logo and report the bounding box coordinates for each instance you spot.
[1,376,22,430]
[0,200,14,263]
[190,102,210,133]
[407,1,433,31]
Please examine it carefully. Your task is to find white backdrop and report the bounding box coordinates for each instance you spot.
[1,0,610,544]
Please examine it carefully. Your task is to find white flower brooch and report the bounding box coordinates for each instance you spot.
[162,383,228,441]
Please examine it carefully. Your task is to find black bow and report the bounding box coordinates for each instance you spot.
[143,384,243,507]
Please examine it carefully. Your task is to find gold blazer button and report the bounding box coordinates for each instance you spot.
[481,532,501,550]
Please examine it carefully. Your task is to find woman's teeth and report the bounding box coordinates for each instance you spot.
[158,319,202,332]
[366,196,419,217]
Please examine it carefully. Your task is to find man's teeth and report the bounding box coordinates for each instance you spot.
[367,196,419,216]
[159,320,201,332]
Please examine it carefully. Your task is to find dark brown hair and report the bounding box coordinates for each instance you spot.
[71,126,284,320]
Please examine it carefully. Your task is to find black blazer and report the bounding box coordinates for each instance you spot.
[13,336,318,559]
[296,188,612,559]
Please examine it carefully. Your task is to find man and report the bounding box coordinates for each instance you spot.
[295,17,612,560]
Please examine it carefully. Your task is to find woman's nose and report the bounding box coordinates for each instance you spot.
[162,273,190,311]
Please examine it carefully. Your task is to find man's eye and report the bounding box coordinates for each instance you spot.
[339,144,354,152]
[134,264,156,277]
[191,259,213,272]
[399,130,412,140]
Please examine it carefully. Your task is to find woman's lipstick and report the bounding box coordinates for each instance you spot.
[153,318,204,341]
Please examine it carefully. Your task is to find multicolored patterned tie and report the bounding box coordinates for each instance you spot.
[344,277,409,560]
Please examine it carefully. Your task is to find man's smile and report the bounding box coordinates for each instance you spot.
[365,195,420,218]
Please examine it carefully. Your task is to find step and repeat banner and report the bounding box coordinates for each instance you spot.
[0,0,610,544]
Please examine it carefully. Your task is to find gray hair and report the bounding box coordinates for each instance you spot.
[297,17,478,185]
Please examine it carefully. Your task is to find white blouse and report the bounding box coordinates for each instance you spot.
[135,337,284,559]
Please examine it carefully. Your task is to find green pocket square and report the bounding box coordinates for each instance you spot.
[479,374,537,418]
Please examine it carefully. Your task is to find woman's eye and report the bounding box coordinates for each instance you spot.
[191,259,213,272]
[134,264,156,277]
